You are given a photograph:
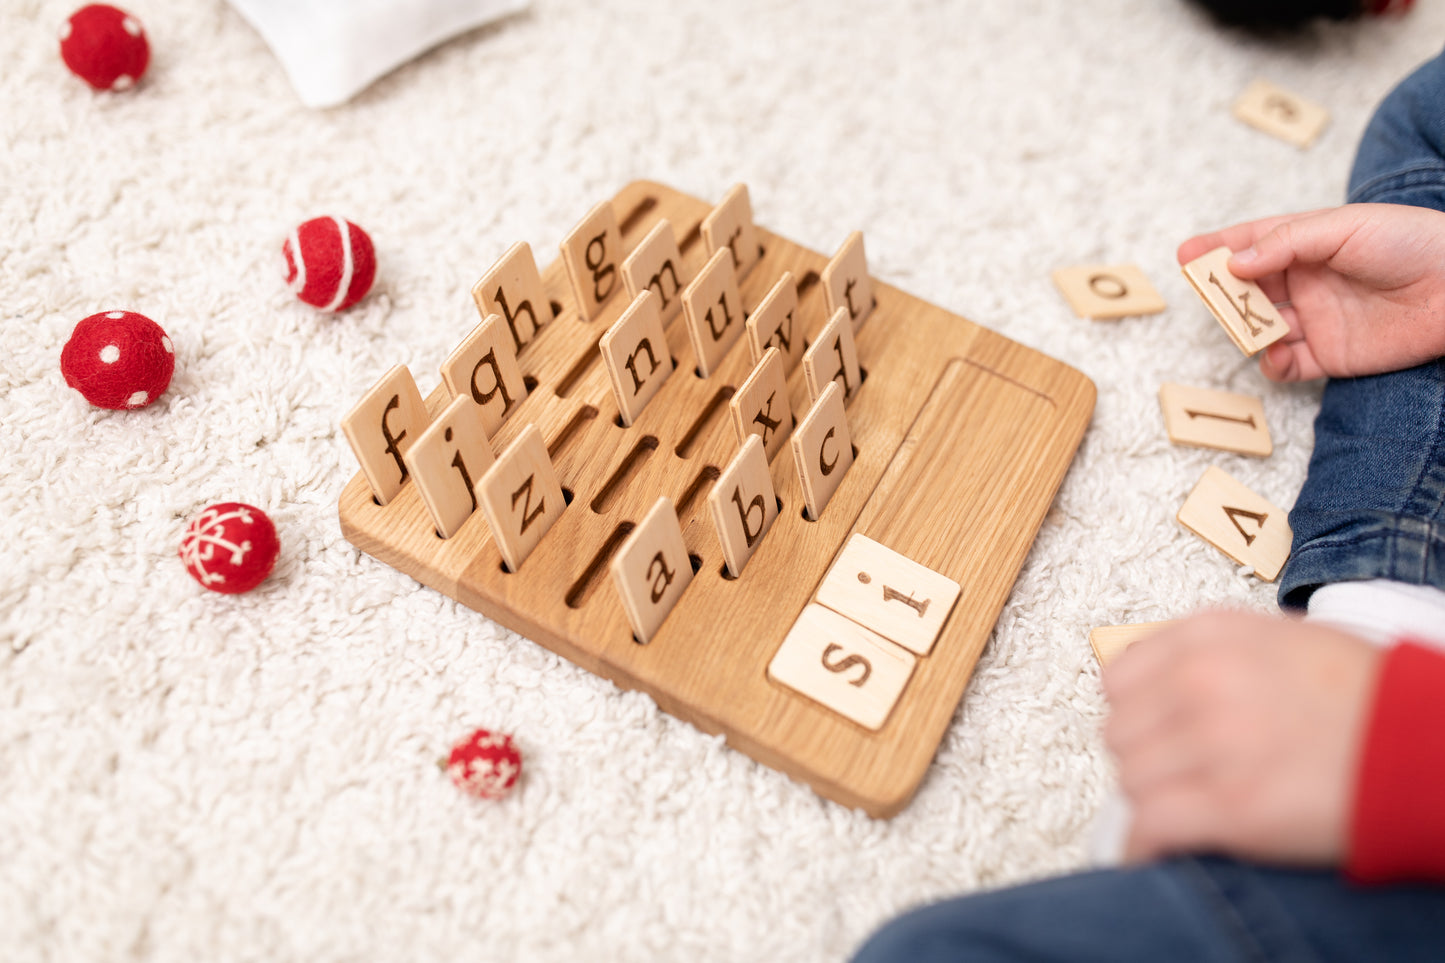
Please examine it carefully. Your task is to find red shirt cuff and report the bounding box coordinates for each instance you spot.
[1348,641,1445,883]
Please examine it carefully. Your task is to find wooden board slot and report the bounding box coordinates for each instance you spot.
[591,435,660,514]
[547,404,599,461]
[566,521,637,609]
[679,219,703,253]
[620,195,658,235]
[554,333,606,398]
[676,464,721,519]
[674,385,736,459]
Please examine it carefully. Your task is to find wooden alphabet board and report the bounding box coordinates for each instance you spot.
[338,181,1095,817]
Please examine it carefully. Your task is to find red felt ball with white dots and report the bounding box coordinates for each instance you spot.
[179,502,281,594]
[283,216,376,312]
[59,4,150,92]
[447,729,522,799]
[61,310,174,410]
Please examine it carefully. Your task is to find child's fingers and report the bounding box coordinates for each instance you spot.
[1176,212,1317,266]
[1176,228,1250,265]
[1254,304,1317,382]
[1252,272,1291,306]
[1228,208,1357,279]
[1122,782,1222,864]
[1259,336,1324,382]
[1177,233,1229,265]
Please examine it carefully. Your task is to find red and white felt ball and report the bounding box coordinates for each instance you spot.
[179,502,280,594]
[59,4,150,92]
[282,216,376,312]
[447,729,523,800]
[61,310,174,409]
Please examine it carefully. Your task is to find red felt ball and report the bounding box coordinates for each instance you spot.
[61,310,174,410]
[447,729,522,799]
[179,502,280,594]
[282,216,376,312]
[59,4,150,92]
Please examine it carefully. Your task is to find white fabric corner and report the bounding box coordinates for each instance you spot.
[1305,579,1445,648]
[227,0,530,108]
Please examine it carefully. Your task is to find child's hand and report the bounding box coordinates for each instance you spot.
[1103,610,1382,867]
[1178,204,1445,380]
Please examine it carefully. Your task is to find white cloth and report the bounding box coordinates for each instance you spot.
[1304,579,1445,648]
[227,0,529,108]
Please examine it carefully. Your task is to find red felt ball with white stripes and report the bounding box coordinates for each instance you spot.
[59,4,150,92]
[179,502,281,594]
[61,310,174,409]
[446,729,523,800]
[283,216,376,312]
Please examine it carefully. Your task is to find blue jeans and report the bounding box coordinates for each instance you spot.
[853,48,1445,963]
[850,858,1445,962]
[1279,45,1445,608]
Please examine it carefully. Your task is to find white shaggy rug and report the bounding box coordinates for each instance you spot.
[4,1,1441,960]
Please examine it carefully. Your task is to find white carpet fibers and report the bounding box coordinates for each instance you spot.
[3,1,1441,960]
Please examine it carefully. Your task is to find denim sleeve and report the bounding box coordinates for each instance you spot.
[1278,46,1445,608]
[1348,46,1445,208]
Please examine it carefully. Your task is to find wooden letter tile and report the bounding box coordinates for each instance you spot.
[1182,245,1289,356]
[1089,621,1176,669]
[790,380,853,521]
[440,313,529,438]
[680,247,746,378]
[729,347,793,461]
[599,290,676,427]
[476,423,566,573]
[610,496,694,643]
[815,534,960,656]
[802,307,861,406]
[821,230,874,332]
[1233,79,1329,149]
[701,183,762,279]
[1159,382,1271,457]
[559,200,623,321]
[471,241,552,354]
[1177,465,1292,581]
[621,219,688,325]
[1051,264,1166,320]
[707,434,778,578]
[767,603,916,731]
[403,393,497,539]
[341,364,429,506]
[745,271,804,371]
